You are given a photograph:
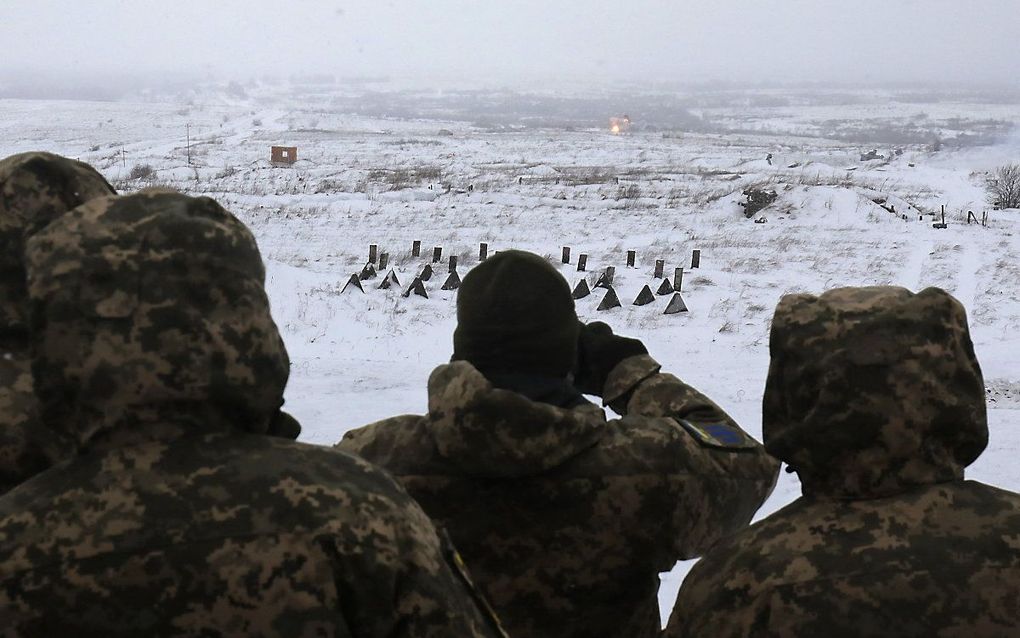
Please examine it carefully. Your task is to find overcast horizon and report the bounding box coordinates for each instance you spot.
[2,1,1019,90]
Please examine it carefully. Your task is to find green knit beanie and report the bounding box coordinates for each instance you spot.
[453,250,579,377]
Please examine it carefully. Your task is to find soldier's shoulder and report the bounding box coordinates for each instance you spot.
[674,484,1020,636]
[584,414,764,476]
[258,434,418,495]
[0,435,433,571]
[691,480,1020,586]
[961,478,1020,506]
[933,480,1020,537]
[673,498,814,604]
[675,484,1020,637]
[340,414,428,446]
[335,415,434,465]
[2,433,422,528]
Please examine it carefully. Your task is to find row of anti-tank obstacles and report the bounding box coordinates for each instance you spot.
[339,242,703,315]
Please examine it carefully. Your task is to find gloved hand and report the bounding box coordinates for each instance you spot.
[572,321,648,397]
[268,410,302,440]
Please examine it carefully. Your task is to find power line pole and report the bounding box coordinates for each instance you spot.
[186,123,192,165]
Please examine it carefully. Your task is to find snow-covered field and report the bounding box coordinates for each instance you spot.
[3,83,1018,623]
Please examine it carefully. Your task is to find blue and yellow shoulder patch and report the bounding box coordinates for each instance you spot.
[672,418,759,450]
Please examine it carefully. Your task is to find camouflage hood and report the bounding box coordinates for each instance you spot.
[0,152,115,339]
[0,152,114,488]
[25,190,290,448]
[426,361,607,478]
[763,286,987,499]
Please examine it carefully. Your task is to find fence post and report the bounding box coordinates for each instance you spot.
[412,240,421,257]
[691,250,701,269]
[562,247,571,264]
[654,259,664,279]
[674,267,684,292]
[627,250,636,267]
[577,254,587,272]
[433,246,442,263]
[479,242,488,261]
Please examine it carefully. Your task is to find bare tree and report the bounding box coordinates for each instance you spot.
[986,163,1020,209]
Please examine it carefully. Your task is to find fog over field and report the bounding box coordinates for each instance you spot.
[3,1,1020,90]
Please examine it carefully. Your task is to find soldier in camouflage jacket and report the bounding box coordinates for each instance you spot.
[338,250,780,638]
[665,286,1020,638]
[0,152,115,493]
[0,190,505,637]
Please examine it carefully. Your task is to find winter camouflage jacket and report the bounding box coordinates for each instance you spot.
[0,152,115,493]
[338,354,780,638]
[666,287,1020,638]
[0,191,504,638]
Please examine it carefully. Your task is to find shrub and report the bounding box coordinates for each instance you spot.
[740,187,778,218]
[129,163,154,180]
[617,184,641,199]
[368,166,442,190]
[986,163,1020,209]
[215,166,238,179]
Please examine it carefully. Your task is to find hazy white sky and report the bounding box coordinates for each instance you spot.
[3,0,1018,85]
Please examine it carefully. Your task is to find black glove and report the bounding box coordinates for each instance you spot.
[268,410,302,440]
[572,321,648,397]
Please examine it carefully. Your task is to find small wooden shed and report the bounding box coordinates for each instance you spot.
[271,146,298,165]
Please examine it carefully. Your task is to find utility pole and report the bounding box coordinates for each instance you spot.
[186,123,192,165]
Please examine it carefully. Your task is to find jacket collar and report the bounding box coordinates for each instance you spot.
[425,362,607,478]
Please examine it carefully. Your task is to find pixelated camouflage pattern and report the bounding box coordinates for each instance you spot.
[1,190,503,636]
[0,435,506,637]
[0,152,114,492]
[339,354,779,638]
[0,151,115,328]
[665,481,1020,638]
[0,357,60,494]
[764,286,987,499]
[665,286,1019,638]
[25,189,289,444]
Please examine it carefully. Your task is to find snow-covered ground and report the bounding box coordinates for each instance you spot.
[3,83,1018,624]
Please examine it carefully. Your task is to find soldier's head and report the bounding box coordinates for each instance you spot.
[453,250,579,379]
[763,286,987,499]
[25,189,290,447]
[0,152,115,340]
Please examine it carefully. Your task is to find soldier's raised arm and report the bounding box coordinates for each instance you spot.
[574,320,781,557]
